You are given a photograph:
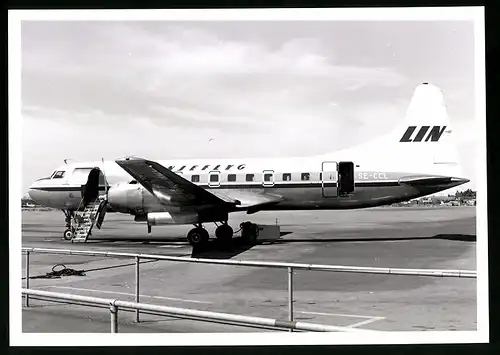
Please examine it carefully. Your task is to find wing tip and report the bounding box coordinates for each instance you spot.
[115,156,147,164]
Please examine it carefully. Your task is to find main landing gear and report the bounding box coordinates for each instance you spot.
[62,210,75,241]
[185,221,259,248]
[215,222,233,243]
[186,225,209,246]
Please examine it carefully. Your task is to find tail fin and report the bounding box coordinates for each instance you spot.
[399,83,449,143]
[325,83,463,177]
[393,83,461,176]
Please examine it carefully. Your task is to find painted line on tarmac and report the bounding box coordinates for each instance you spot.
[297,311,385,328]
[346,317,386,328]
[297,311,380,319]
[37,286,212,304]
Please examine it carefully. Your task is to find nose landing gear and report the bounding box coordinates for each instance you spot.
[63,228,74,241]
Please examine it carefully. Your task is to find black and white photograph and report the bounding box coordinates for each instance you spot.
[9,7,487,346]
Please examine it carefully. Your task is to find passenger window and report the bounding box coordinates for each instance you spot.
[282,173,291,181]
[191,175,200,183]
[246,174,254,182]
[53,171,65,179]
[301,173,310,181]
[228,174,236,182]
[264,173,273,182]
[210,174,219,182]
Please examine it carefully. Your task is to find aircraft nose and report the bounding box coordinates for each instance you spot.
[27,182,43,204]
[27,188,38,203]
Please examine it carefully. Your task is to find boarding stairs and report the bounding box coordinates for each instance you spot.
[71,196,107,243]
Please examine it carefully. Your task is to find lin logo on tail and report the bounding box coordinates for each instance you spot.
[400,126,447,142]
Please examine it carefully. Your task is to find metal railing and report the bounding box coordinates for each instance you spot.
[22,288,375,333]
[22,247,476,325]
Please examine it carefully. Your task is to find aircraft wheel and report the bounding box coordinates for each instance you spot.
[63,229,73,241]
[187,227,209,246]
[215,224,233,243]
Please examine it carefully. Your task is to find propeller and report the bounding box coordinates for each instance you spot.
[101,157,109,197]
[95,157,110,229]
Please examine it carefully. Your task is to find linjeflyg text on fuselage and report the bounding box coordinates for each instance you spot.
[166,164,247,172]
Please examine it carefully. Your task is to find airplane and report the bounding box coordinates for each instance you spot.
[27,83,470,246]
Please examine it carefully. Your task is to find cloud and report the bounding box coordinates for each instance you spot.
[22,23,406,133]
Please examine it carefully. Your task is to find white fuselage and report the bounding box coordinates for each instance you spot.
[28,154,467,214]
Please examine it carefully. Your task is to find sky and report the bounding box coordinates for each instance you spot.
[21,20,478,194]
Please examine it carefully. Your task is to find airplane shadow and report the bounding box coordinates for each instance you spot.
[87,237,189,244]
[431,233,476,242]
[83,233,474,260]
[191,238,257,259]
[190,232,294,259]
[270,233,476,244]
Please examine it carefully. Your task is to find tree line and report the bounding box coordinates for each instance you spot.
[449,189,476,199]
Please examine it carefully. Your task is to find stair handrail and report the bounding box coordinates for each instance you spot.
[72,197,86,228]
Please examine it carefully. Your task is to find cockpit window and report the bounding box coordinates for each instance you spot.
[52,171,65,179]
[36,171,55,181]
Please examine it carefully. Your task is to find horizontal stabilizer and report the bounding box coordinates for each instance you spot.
[399,175,469,186]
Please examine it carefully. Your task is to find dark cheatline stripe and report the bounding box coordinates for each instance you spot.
[357,182,400,187]
[32,181,400,192]
[198,182,400,189]
[32,186,108,192]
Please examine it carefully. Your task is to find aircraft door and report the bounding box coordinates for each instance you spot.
[338,162,355,196]
[71,167,107,202]
[321,161,338,198]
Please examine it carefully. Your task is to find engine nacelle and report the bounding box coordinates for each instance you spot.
[147,212,199,226]
[107,183,145,214]
[107,183,229,223]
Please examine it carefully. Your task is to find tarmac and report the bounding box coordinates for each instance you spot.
[21,206,477,333]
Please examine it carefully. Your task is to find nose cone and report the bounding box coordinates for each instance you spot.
[27,188,38,204]
[27,182,44,205]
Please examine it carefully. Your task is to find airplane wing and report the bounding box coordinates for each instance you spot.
[115,157,237,207]
[115,157,284,213]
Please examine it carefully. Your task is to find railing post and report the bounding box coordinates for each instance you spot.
[288,266,293,332]
[25,251,30,307]
[135,256,140,322]
[110,302,118,333]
